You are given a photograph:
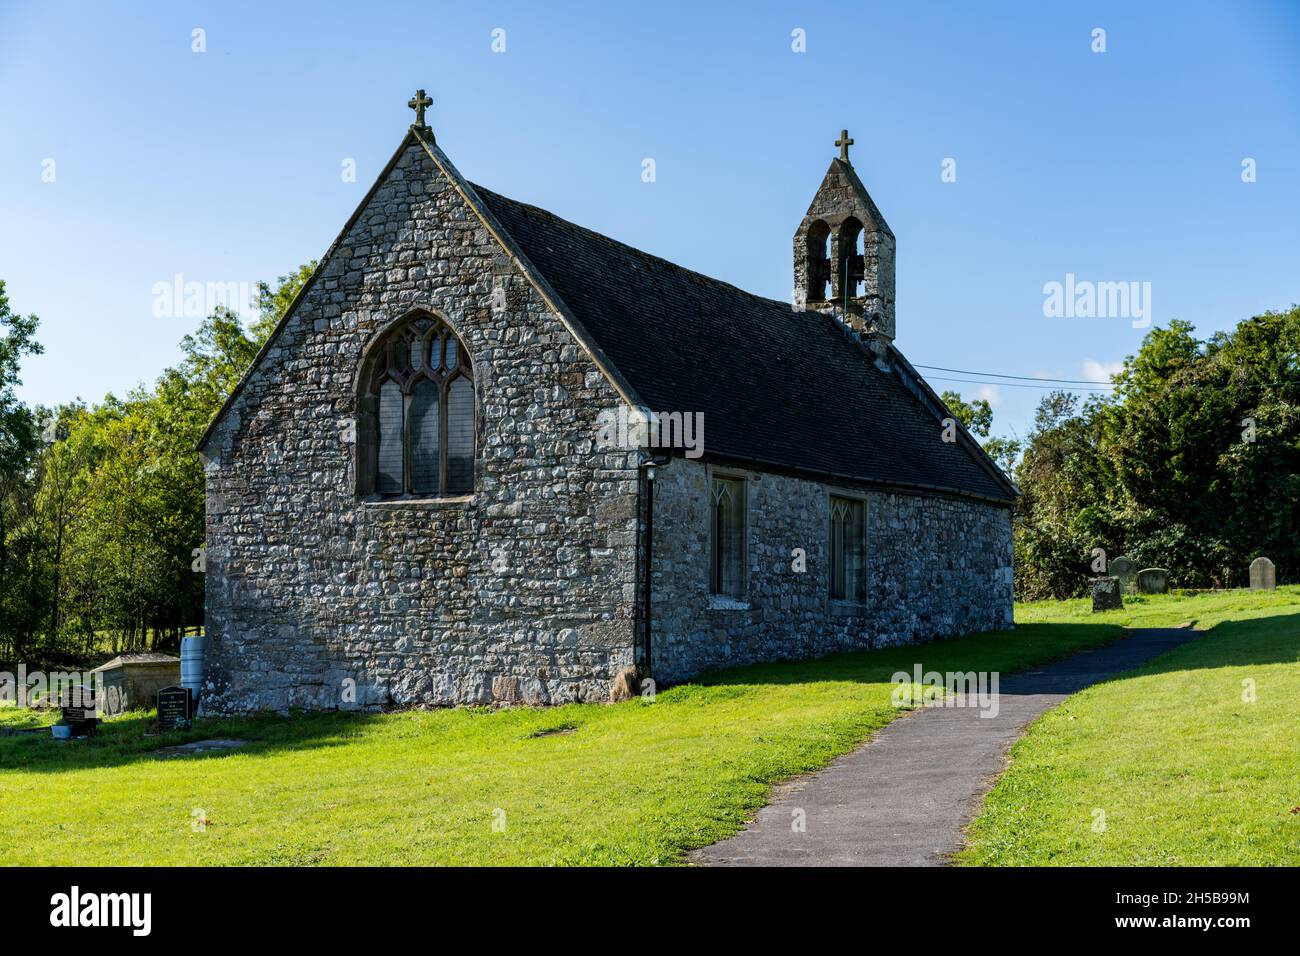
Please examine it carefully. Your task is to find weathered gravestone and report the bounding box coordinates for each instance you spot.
[156,685,192,731]
[1108,555,1138,593]
[1137,567,1169,594]
[1091,576,1124,612]
[1249,556,1276,591]
[102,683,126,717]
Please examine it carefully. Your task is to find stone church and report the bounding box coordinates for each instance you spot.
[196,93,1017,713]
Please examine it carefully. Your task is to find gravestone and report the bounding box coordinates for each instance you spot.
[102,683,126,717]
[59,685,99,737]
[156,685,193,731]
[1137,567,1169,594]
[1108,555,1138,593]
[1091,576,1123,612]
[1249,556,1276,591]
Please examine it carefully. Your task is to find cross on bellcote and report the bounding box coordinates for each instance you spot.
[408,89,433,128]
[836,129,854,164]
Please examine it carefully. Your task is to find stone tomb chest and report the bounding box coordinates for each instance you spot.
[91,653,181,715]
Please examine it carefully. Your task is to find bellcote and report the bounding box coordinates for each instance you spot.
[793,132,896,344]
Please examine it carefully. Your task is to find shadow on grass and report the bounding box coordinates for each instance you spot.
[1005,609,1300,701]
[1103,610,1300,680]
[684,621,1126,691]
[2,618,1146,777]
[697,610,1300,700]
[0,707,391,777]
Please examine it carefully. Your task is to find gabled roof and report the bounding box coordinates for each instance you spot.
[799,157,895,237]
[198,128,646,454]
[475,187,1017,504]
[199,127,1016,504]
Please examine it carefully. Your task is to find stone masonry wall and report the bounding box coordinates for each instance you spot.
[649,457,1014,684]
[200,137,640,713]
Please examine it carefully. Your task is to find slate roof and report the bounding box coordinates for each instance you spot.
[474,185,1017,504]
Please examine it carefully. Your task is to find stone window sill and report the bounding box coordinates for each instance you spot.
[831,599,869,617]
[360,494,477,510]
[708,595,751,611]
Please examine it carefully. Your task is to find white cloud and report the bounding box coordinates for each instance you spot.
[1081,359,1123,383]
[973,384,1003,407]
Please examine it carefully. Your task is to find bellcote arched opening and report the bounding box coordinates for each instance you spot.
[355,310,476,499]
[805,220,831,303]
[836,217,865,301]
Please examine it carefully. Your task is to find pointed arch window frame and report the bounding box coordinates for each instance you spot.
[828,493,867,603]
[708,472,748,600]
[356,311,477,500]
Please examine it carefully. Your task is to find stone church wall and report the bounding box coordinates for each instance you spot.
[648,457,1015,684]
[200,139,640,713]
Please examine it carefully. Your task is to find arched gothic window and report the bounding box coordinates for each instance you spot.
[358,313,475,498]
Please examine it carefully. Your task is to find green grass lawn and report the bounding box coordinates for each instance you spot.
[959,586,1300,866]
[2,587,1294,866]
[0,618,1128,866]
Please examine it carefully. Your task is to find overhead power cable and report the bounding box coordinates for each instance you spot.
[924,375,1115,392]
[914,363,1114,385]
[917,365,1300,392]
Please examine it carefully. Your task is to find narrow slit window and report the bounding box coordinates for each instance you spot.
[709,476,746,599]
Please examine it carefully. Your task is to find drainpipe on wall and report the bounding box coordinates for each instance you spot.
[638,453,670,681]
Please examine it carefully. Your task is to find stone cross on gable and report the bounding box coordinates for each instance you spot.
[408,89,433,128]
[836,129,854,164]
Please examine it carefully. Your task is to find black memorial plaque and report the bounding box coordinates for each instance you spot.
[60,685,98,737]
[157,685,192,731]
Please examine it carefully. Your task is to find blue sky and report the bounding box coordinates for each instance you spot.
[3,0,1298,441]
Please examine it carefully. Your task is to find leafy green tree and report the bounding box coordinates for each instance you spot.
[940,389,1022,473]
[0,281,44,660]
[982,435,1023,474]
[11,263,314,661]
[940,390,993,437]
[252,261,316,345]
[1014,308,1300,597]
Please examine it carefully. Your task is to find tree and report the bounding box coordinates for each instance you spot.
[9,262,315,662]
[940,390,993,437]
[1013,308,1300,598]
[0,281,45,660]
[940,389,1022,473]
[252,261,316,345]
